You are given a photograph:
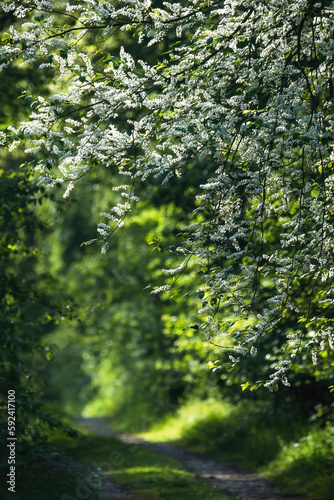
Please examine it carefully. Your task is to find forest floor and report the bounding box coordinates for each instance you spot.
[74,417,305,500]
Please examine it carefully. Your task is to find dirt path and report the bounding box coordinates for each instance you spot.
[76,417,304,500]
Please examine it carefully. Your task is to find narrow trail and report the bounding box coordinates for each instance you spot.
[76,417,305,500]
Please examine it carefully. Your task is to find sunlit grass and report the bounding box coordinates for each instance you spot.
[138,398,234,443]
[265,424,334,500]
[139,397,299,467]
[113,464,224,500]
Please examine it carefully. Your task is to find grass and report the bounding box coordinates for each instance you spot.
[138,397,334,500]
[265,424,334,500]
[52,430,232,500]
[138,398,306,468]
[138,399,235,444]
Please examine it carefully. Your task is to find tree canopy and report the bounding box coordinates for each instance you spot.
[1,0,334,389]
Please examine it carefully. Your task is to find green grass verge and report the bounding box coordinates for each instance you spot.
[265,424,334,500]
[52,431,232,500]
[138,398,334,500]
[139,398,305,468]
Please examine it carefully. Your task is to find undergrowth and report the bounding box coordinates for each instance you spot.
[0,445,80,500]
[0,406,82,500]
[265,424,334,500]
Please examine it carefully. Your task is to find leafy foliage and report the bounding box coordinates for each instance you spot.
[0,166,81,500]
